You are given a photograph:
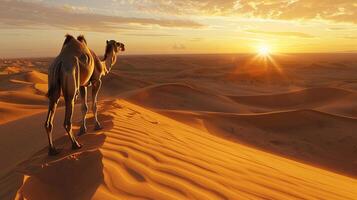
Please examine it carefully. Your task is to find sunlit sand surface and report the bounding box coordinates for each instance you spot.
[1,54,357,199]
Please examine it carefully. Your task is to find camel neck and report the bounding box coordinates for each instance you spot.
[101,51,116,75]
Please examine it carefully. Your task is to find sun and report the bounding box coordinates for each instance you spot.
[257,45,271,56]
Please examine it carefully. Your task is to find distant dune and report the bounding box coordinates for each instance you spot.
[2,66,22,74]
[127,83,250,113]
[0,70,48,124]
[229,87,354,109]
[1,54,357,199]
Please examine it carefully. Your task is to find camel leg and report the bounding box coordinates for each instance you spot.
[78,86,88,136]
[44,95,60,156]
[62,65,82,150]
[63,98,82,150]
[92,80,102,130]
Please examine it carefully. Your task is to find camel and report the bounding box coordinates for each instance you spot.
[44,34,125,156]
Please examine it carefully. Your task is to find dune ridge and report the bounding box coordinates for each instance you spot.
[127,83,255,113]
[0,70,48,124]
[0,70,47,124]
[229,87,355,109]
[158,109,357,177]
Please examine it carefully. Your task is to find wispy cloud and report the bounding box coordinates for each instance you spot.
[246,30,315,38]
[173,43,186,50]
[133,0,357,25]
[189,37,204,42]
[341,36,357,39]
[123,33,176,37]
[0,0,204,32]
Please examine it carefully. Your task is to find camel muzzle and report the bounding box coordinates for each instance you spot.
[120,43,125,51]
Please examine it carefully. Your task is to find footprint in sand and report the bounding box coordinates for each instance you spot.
[140,115,159,124]
[124,108,141,118]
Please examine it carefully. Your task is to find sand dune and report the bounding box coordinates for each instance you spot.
[229,87,354,109]
[0,102,87,200]
[2,66,22,74]
[227,87,357,117]
[0,102,45,125]
[1,55,357,200]
[0,100,355,200]
[20,71,47,84]
[0,71,47,124]
[127,83,254,113]
[159,109,357,178]
[0,70,48,123]
[0,71,47,86]
[0,91,47,105]
[101,72,152,96]
[0,71,47,93]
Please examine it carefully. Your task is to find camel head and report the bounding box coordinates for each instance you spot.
[103,40,125,74]
[106,40,125,53]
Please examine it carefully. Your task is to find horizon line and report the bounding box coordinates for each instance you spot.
[2,51,357,60]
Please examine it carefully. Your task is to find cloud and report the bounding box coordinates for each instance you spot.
[134,0,357,24]
[189,37,204,42]
[341,36,357,39]
[327,27,350,31]
[123,33,176,37]
[246,0,357,24]
[246,30,315,38]
[173,43,186,50]
[0,0,204,32]
[134,0,236,15]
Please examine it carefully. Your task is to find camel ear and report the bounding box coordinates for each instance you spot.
[106,40,109,44]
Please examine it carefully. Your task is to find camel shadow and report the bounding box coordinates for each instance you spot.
[8,114,114,200]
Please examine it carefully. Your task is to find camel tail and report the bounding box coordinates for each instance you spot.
[46,61,62,98]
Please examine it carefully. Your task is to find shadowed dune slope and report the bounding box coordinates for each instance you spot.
[127,83,251,113]
[21,71,47,84]
[0,103,93,200]
[0,70,48,124]
[159,109,357,178]
[0,102,44,125]
[229,87,355,109]
[2,66,22,74]
[1,100,355,200]
[0,91,47,105]
[98,71,153,97]
[0,71,47,88]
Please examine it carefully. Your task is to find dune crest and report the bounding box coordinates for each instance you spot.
[160,109,357,177]
[127,83,252,113]
[2,66,22,74]
[0,70,49,124]
[229,87,355,109]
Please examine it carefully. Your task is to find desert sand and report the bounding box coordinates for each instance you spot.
[1,54,357,199]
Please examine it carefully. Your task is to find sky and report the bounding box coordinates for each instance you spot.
[1,0,357,58]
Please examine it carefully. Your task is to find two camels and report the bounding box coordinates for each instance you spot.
[44,34,125,155]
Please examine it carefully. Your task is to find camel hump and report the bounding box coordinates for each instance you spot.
[63,34,75,46]
[77,35,87,45]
